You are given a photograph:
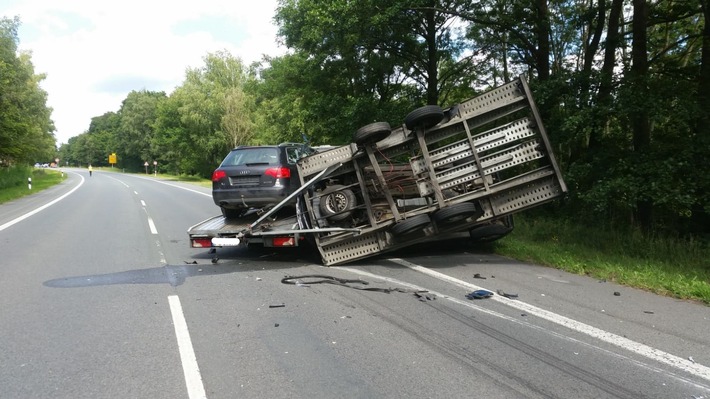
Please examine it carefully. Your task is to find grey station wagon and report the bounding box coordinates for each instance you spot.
[211,143,314,219]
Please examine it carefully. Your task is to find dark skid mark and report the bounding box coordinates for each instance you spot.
[43,264,238,288]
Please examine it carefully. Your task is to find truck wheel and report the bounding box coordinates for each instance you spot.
[432,202,481,224]
[221,207,244,220]
[319,185,357,222]
[353,122,391,146]
[405,105,444,130]
[391,214,431,236]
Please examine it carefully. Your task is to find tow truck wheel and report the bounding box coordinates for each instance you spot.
[319,185,357,222]
[432,202,481,224]
[353,122,391,146]
[391,214,431,236]
[405,105,444,130]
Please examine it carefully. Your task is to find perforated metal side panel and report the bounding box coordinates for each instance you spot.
[458,79,525,119]
[299,145,355,177]
[489,176,563,214]
[318,232,383,266]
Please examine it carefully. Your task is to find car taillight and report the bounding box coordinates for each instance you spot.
[265,167,291,179]
[212,170,227,182]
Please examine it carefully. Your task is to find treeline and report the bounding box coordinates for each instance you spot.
[0,16,55,165]
[22,0,710,237]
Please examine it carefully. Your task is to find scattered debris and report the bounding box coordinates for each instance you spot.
[184,260,197,264]
[497,289,519,299]
[473,273,487,279]
[414,292,437,301]
[211,257,219,264]
[598,279,607,283]
[466,289,494,299]
[256,277,262,281]
[269,304,285,308]
[689,356,696,363]
[274,323,279,327]
[613,291,621,296]
[643,310,655,314]
[521,313,528,317]
[282,275,406,293]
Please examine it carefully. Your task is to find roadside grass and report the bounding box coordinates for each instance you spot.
[495,216,710,304]
[0,167,67,204]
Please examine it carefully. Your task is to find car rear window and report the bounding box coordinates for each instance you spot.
[221,148,279,166]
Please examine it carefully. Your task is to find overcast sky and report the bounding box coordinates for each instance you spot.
[3,0,286,145]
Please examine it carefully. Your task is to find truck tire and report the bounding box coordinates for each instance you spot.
[353,122,391,146]
[405,105,444,130]
[319,185,357,222]
[391,214,431,236]
[432,202,480,224]
[469,215,514,243]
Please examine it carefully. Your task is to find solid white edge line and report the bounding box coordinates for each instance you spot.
[168,295,207,399]
[384,257,710,382]
[0,171,84,232]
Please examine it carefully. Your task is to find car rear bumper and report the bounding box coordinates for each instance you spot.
[212,187,294,209]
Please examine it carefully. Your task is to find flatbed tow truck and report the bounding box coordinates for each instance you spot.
[188,75,567,266]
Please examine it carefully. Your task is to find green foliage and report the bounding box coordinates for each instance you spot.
[0,16,56,165]
[0,166,66,204]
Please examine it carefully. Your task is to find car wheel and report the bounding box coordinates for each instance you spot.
[391,214,431,236]
[221,207,244,220]
[432,202,481,225]
[405,105,444,130]
[319,185,357,222]
[353,122,391,146]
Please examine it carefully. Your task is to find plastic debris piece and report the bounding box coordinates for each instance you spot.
[466,290,494,299]
[521,313,528,317]
[269,304,285,308]
[613,291,621,296]
[689,356,695,363]
[473,273,487,279]
[643,310,654,314]
[497,289,519,299]
[274,323,279,327]
[184,260,197,264]
[211,257,219,264]
[256,277,262,281]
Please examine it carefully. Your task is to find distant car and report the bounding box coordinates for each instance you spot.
[212,143,316,219]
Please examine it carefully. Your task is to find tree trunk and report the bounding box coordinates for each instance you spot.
[631,0,652,232]
[698,0,710,138]
[591,0,624,150]
[535,0,551,80]
[425,6,439,105]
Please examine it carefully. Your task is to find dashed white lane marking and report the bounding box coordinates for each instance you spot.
[168,295,207,399]
[147,217,158,235]
[0,171,84,232]
[383,258,710,383]
[141,200,147,207]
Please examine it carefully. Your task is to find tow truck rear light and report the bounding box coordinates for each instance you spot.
[191,238,212,248]
[265,167,291,179]
[211,170,227,182]
[272,237,295,247]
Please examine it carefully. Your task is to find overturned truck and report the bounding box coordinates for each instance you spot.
[188,75,567,265]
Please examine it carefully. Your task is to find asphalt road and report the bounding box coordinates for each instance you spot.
[1,168,708,399]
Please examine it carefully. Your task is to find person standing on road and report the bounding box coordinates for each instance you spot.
[88,164,93,177]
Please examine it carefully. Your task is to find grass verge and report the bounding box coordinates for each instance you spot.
[495,216,710,304]
[0,168,67,204]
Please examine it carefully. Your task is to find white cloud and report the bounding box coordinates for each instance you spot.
[4,0,285,145]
